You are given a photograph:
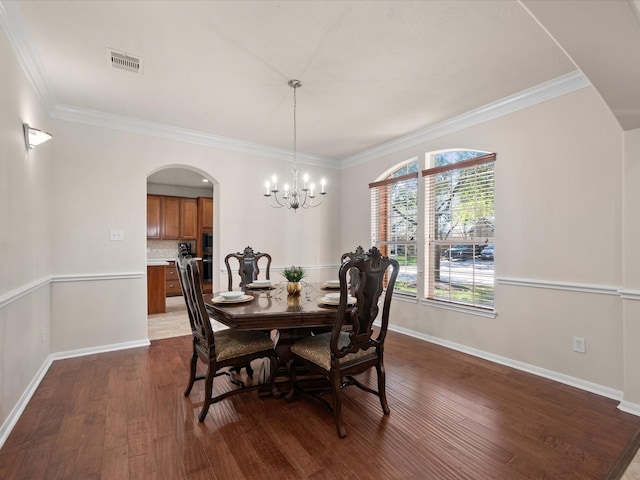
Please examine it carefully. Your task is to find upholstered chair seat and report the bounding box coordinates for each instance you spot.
[214,330,277,362]
[290,332,374,371]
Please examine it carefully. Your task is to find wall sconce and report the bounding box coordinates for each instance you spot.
[23,123,52,149]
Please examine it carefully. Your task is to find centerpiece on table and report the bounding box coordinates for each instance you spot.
[282,265,305,296]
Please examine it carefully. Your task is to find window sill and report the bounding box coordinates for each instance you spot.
[420,298,496,318]
[392,293,419,304]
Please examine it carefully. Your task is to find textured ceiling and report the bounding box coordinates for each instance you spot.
[6,0,640,170]
[12,0,575,161]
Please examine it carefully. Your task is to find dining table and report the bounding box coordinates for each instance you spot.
[204,280,348,377]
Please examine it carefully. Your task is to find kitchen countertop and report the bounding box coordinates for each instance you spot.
[147,260,170,266]
[147,257,202,266]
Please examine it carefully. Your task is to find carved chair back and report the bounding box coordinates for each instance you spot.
[332,246,399,360]
[177,254,216,359]
[224,246,271,290]
[340,245,365,294]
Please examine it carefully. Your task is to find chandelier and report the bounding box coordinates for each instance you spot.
[264,80,326,211]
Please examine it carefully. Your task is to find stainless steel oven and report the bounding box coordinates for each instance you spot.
[202,232,213,252]
[202,254,213,283]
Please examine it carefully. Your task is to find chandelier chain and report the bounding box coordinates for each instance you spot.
[263,79,326,211]
[292,82,297,166]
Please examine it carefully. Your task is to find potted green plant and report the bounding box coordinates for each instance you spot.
[282,265,305,295]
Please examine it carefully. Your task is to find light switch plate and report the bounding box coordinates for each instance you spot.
[110,229,124,241]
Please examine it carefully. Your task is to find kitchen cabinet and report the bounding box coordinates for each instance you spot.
[147,265,166,314]
[199,197,213,229]
[146,195,199,240]
[146,195,162,239]
[165,261,182,297]
[181,198,198,240]
[161,196,181,239]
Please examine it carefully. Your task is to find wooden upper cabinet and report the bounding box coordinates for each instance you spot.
[199,197,213,229]
[181,198,198,240]
[147,195,162,239]
[161,196,181,239]
[147,194,204,240]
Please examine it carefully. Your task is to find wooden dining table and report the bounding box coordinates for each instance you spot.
[204,281,345,371]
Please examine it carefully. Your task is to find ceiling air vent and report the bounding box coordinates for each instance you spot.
[108,49,143,74]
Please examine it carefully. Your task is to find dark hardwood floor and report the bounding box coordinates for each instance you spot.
[1,331,639,479]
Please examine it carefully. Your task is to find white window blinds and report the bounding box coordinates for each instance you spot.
[370,172,419,295]
[423,153,495,308]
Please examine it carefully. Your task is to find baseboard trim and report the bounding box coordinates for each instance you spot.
[0,354,53,450]
[619,401,640,416]
[0,338,150,450]
[50,338,151,361]
[387,323,635,409]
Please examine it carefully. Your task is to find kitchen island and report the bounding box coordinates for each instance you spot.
[147,260,169,314]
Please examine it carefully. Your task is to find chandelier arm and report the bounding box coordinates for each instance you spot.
[265,192,286,208]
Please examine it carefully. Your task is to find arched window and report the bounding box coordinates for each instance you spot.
[370,159,419,296]
[370,149,495,310]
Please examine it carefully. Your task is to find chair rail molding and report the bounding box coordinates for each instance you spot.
[618,289,640,301]
[1,273,145,310]
[497,276,620,296]
[0,275,51,309]
[51,272,145,283]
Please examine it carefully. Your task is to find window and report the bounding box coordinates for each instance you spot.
[424,151,495,308]
[370,150,495,310]
[370,161,419,296]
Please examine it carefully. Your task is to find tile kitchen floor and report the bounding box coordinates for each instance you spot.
[147,295,227,340]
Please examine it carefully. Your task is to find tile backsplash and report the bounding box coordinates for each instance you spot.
[147,240,194,259]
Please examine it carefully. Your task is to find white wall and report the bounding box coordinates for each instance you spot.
[622,128,640,404]
[341,86,630,394]
[48,120,342,352]
[0,31,52,433]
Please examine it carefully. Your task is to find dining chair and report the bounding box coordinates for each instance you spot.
[224,246,271,291]
[286,246,399,438]
[340,245,365,294]
[177,254,278,422]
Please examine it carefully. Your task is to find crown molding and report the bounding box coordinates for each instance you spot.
[340,70,591,169]
[50,104,340,169]
[0,0,57,110]
[1,0,588,172]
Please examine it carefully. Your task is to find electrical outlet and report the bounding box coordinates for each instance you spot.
[110,229,124,241]
[572,336,586,353]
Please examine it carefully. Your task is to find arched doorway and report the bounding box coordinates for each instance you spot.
[146,166,214,340]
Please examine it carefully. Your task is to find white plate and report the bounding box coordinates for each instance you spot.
[318,295,356,306]
[220,291,244,300]
[212,294,254,304]
[325,292,341,300]
[247,281,272,288]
